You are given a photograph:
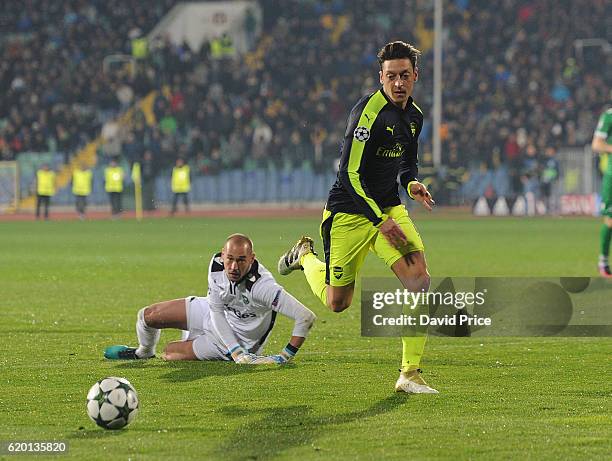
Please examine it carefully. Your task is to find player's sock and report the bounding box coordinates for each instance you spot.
[400,299,428,372]
[401,336,427,372]
[301,253,328,306]
[135,307,160,358]
[600,224,611,258]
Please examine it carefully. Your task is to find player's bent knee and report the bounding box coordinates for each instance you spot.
[143,305,161,328]
[412,265,431,290]
[143,306,154,325]
[303,311,317,327]
[327,285,354,312]
[329,299,351,313]
[421,272,431,291]
[412,258,430,280]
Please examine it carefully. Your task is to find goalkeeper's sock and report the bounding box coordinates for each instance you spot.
[301,253,328,307]
[135,307,160,358]
[600,224,611,258]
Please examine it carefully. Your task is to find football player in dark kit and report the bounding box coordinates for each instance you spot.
[279,41,438,394]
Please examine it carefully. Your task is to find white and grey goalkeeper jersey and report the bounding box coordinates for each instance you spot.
[206,253,316,354]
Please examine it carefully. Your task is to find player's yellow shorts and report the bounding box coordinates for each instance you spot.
[320,205,425,286]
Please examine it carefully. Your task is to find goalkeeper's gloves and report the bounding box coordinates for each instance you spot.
[229,345,261,364]
[252,344,298,365]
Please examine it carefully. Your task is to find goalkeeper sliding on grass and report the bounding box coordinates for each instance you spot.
[105,234,316,364]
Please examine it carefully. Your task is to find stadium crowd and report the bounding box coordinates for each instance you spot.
[1,0,609,203]
[0,0,173,159]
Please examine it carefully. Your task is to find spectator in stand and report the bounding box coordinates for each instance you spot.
[540,146,560,213]
[1,0,608,210]
[141,150,157,211]
[0,0,176,160]
[521,144,541,198]
[123,132,142,165]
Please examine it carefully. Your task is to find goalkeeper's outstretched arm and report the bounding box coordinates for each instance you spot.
[276,289,317,347]
[254,287,317,364]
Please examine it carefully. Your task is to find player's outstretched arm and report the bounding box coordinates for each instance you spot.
[228,344,264,364]
[209,305,262,364]
[253,289,316,364]
[251,338,303,365]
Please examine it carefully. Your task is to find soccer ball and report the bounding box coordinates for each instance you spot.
[86,377,139,429]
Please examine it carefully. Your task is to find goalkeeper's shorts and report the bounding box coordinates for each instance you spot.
[320,204,425,287]
[181,297,266,361]
[181,296,231,361]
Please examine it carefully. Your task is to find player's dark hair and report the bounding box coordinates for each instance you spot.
[377,41,421,70]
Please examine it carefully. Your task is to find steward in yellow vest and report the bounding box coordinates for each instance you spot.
[105,159,125,216]
[172,162,191,193]
[37,167,56,196]
[131,37,148,60]
[73,164,93,219]
[36,164,55,220]
[211,33,235,59]
[73,167,92,196]
[171,158,191,215]
[105,163,124,193]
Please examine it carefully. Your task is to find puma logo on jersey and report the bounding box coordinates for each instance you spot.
[386,125,395,135]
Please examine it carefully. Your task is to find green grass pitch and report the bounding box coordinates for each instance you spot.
[1,214,610,460]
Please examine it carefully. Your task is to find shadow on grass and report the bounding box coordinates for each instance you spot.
[69,423,213,440]
[109,360,291,382]
[68,427,128,439]
[211,394,410,460]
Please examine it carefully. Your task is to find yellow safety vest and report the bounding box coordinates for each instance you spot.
[221,37,235,56]
[37,170,55,196]
[72,169,92,196]
[105,166,124,193]
[132,37,148,59]
[211,39,223,59]
[171,165,191,193]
